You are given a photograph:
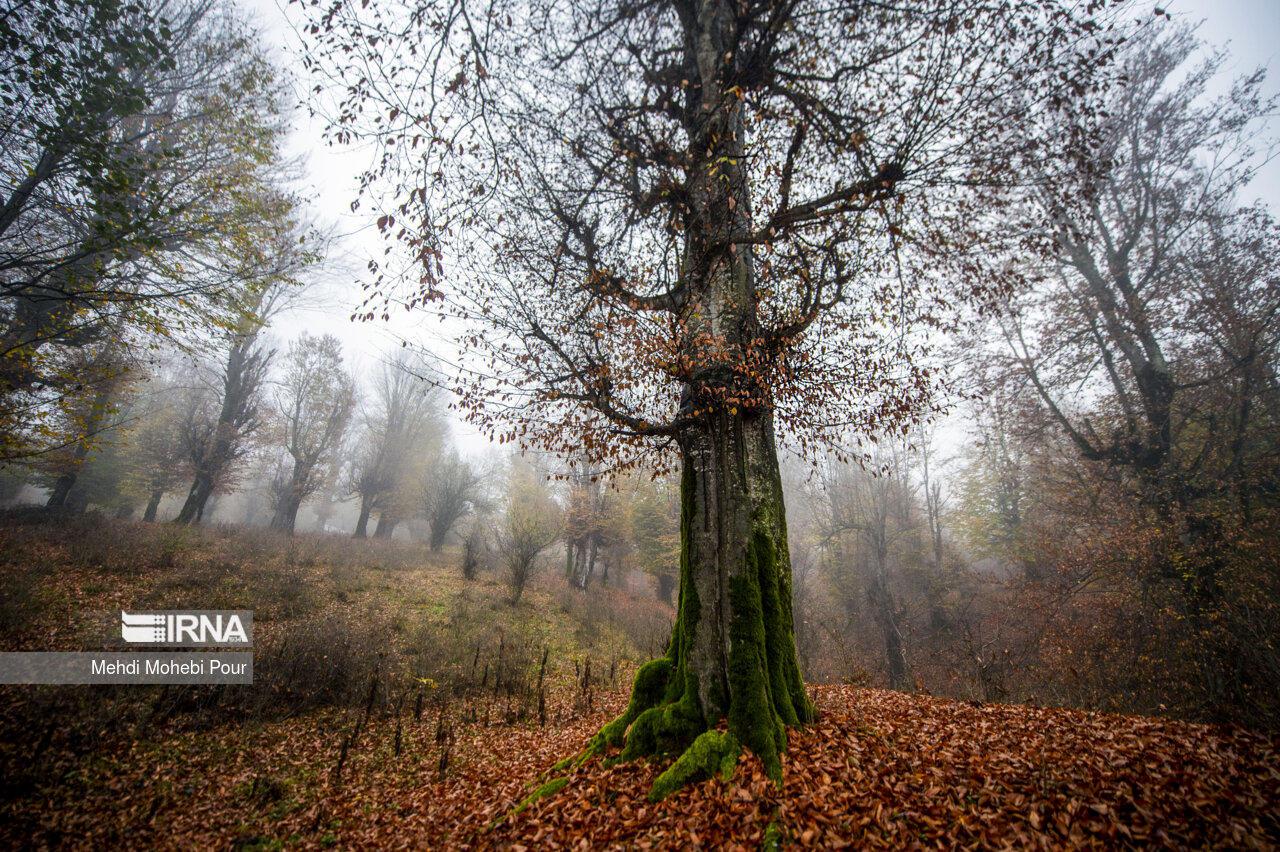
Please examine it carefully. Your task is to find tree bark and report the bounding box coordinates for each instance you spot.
[428,518,449,551]
[143,488,164,522]
[588,412,814,785]
[869,565,910,691]
[373,511,397,539]
[45,471,78,510]
[270,463,310,534]
[271,495,303,534]
[582,0,813,794]
[353,497,373,538]
[175,472,214,524]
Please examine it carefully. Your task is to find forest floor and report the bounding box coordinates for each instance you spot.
[0,683,1275,849]
[0,514,1276,848]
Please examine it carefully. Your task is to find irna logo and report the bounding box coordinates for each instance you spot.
[120,611,252,646]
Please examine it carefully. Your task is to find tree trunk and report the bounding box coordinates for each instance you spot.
[373,511,397,539]
[282,497,302,534]
[45,471,77,510]
[583,0,812,795]
[271,495,303,534]
[584,537,599,589]
[353,496,373,538]
[270,463,309,535]
[428,518,448,551]
[143,488,164,522]
[174,472,214,524]
[869,567,910,691]
[588,412,814,786]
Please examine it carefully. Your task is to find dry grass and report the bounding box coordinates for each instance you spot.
[0,512,672,807]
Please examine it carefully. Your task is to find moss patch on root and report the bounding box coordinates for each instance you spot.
[492,776,570,829]
[648,730,741,802]
[762,816,785,851]
[577,657,674,764]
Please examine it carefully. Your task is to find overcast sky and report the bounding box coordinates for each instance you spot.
[245,0,1280,459]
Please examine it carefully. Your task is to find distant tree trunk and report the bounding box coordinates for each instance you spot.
[45,471,78,510]
[869,567,910,691]
[373,511,398,539]
[656,573,676,605]
[428,517,449,551]
[270,494,304,534]
[175,471,215,524]
[143,488,164,522]
[270,462,310,535]
[583,537,599,589]
[353,496,373,538]
[45,378,114,511]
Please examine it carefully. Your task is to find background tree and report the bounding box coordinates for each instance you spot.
[499,460,562,605]
[630,475,681,603]
[348,353,443,538]
[982,26,1280,719]
[563,457,607,589]
[423,451,485,551]
[124,366,195,521]
[301,0,1120,785]
[174,293,279,524]
[0,0,314,460]
[816,455,913,691]
[33,342,133,510]
[269,334,356,534]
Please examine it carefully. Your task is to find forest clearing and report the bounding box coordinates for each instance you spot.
[1,517,1275,849]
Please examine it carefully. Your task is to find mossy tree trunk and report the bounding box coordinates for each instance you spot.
[581,0,813,795]
[588,414,814,788]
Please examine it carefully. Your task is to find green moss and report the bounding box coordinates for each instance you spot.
[648,730,740,802]
[579,656,675,763]
[728,531,786,781]
[568,443,816,799]
[492,776,570,829]
[762,818,784,851]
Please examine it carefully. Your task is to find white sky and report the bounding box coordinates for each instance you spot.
[243,0,1280,461]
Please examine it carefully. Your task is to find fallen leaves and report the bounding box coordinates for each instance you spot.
[2,685,1276,849]
[489,686,1279,850]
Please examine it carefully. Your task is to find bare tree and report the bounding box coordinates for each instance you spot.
[173,291,281,524]
[269,334,356,534]
[563,456,607,589]
[818,455,914,691]
[499,461,562,605]
[303,0,1119,781]
[348,353,443,538]
[996,28,1279,515]
[424,451,485,551]
[461,520,489,580]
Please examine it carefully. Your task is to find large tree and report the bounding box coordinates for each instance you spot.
[302,0,1120,791]
[269,333,356,533]
[978,25,1280,722]
[0,0,312,459]
[348,353,443,538]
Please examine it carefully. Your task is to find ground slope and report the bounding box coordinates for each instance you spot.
[8,684,1272,848]
[491,686,1278,850]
